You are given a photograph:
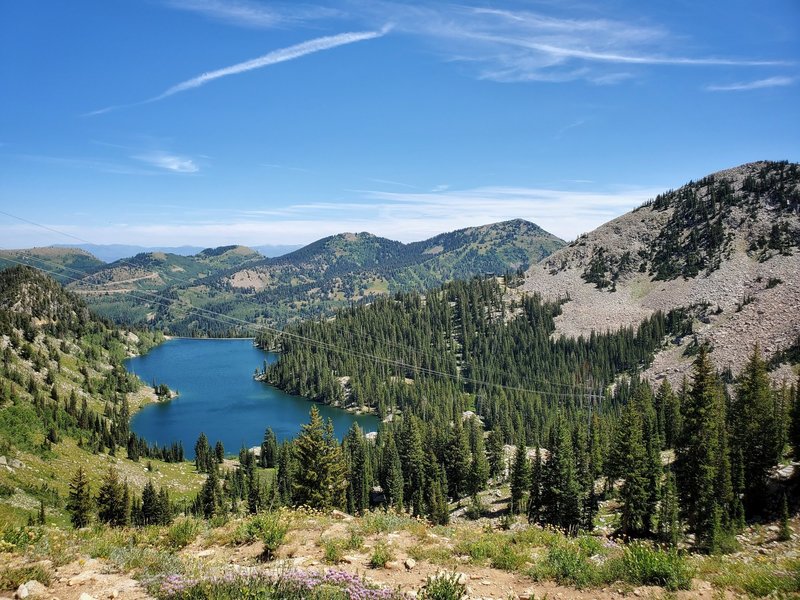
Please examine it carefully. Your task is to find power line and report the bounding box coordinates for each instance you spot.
[1,209,603,392]
[0,209,604,399]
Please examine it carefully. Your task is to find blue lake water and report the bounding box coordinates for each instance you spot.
[126,338,378,458]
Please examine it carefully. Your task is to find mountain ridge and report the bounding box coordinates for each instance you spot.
[523,160,800,383]
[62,219,565,334]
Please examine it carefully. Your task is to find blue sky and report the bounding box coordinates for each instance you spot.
[1,0,798,248]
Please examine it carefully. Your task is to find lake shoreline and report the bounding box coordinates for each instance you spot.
[125,338,378,456]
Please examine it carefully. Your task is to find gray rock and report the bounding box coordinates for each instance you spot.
[0,456,6,466]
[21,581,46,597]
[404,557,416,570]
[13,584,28,599]
[9,458,23,469]
[78,594,98,600]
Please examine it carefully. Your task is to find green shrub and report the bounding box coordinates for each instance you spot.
[247,512,289,561]
[454,536,496,562]
[322,538,344,564]
[490,542,527,571]
[166,517,201,549]
[344,527,364,551]
[0,564,52,589]
[369,541,393,568]
[530,542,600,588]
[419,571,466,600]
[615,543,693,591]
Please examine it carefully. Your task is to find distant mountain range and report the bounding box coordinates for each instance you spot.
[15,219,561,335]
[51,243,304,262]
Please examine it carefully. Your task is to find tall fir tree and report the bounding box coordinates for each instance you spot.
[96,467,128,527]
[509,435,530,514]
[67,466,92,529]
[380,429,404,511]
[467,417,489,497]
[732,345,780,515]
[292,406,347,510]
[675,346,733,551]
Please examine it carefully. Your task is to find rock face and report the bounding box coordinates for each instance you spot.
[523,161,800,384]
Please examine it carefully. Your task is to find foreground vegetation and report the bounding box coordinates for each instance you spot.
[2,504,799,599]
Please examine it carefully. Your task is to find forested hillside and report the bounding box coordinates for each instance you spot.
[0,266,199,528]
[66,219,564,335]
[0,247,104,284]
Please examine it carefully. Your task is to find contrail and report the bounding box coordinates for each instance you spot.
[85,26,391,115]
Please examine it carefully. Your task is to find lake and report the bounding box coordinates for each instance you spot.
[126,338,378,458]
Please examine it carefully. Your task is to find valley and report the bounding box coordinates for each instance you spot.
[0,161,799,600]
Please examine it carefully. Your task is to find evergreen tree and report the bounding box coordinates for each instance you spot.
[380,429,404,511]
[658,470,681,547]
[67,466,92,528]
[675,346,732,551]
[486,427,505,480]
[657,379,682,449]
[467,417,489,497]
[96,467,127,527]
[616,392,652,537]
[261,427,278,468]
[214,440,225,464]
[527,446,543,523]
[509,435,529,514]
[194,432,211,473]
[141,480,161,525]
[732,345,780,515]
[293,406,347,510]
[343,423,370,514]
[199,467,222,519]
[444,417,471,500]
[541,418,583,534]
[778,492,792,542]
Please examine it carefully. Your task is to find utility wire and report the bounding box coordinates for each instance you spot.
[0,210,604,398]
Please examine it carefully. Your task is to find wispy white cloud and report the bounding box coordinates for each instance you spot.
[355,3,791,84]
[151,26,390,101]
[164,0,341,29]
[87,27,390,115]
[132,151,199,173]
[705,76,795,91]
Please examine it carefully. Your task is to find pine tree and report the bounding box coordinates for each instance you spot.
[141,479,161,524]
[199,467,222,519]
[381,429,404,511]
[67,467,92,528]
[444,417,471,500]
[486,427,505,480]
[261,427,278,468]
[658,470,681,547]
[527,446,543,523]
[293,406,347,510]
[675,346,732,551]
[467,417,489,497]
[398,416,426,516]
[541,418,583,534]
[97,467,127,527]
[658,379,682,449]
[509,435,530,515]
[614,386,654,537]
[732,345,780,516]
[343,423,370,514]
[194,432,211,473]
[214,440,225,464]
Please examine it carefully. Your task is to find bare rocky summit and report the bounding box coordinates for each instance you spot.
[523,161,800,385]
